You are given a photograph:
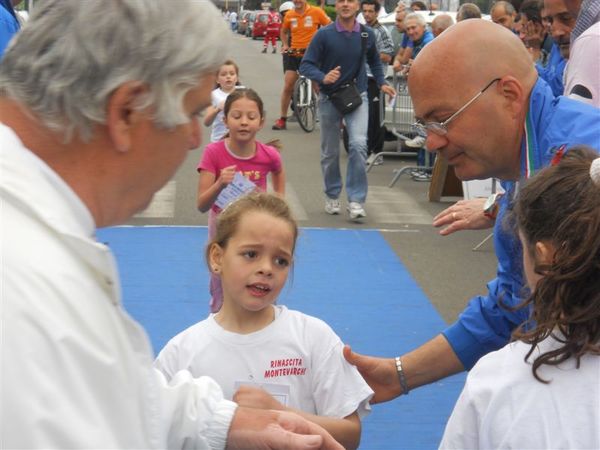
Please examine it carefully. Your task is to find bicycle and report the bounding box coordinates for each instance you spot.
[287,49,317,133]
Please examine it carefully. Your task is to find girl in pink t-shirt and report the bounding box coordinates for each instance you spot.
[197,88,286,313]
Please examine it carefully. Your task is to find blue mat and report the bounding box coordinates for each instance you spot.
[98,226,466,449]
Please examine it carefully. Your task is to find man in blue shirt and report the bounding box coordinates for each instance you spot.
[344,19,600,402]
[300,0,395,221]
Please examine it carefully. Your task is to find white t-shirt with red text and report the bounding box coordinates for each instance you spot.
[154,305,373,419]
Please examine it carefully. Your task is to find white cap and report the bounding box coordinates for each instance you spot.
[279,1,294,12]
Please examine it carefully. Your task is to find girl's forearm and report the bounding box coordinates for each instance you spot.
[197,181,224,212]
[272,171,286,196]
[203,105,220,127]
[281,408,361,450]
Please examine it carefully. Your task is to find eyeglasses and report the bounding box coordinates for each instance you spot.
[412,78,501,138]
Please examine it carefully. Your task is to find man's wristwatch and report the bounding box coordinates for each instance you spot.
[483,192,503,220]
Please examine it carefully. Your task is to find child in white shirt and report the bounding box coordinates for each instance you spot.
[156,193,373,449]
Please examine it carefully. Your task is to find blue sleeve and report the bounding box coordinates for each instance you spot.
[442,186,530,369]
[299,29,326,85]
[0,11,19,58]
[367,30,386,87]
[535,44,566,97]
[401,34,410,48]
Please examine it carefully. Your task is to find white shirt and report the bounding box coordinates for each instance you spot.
[0,123,237,449]
[210,88,230,142]
[155,306,373,419]
[440,336,600,450]
[564,22,600,108]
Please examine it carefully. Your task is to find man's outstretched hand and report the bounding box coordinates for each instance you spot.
[343,345,403,404]
[227,407,344,450]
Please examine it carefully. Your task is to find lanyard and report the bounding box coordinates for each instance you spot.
[523,110,536,180]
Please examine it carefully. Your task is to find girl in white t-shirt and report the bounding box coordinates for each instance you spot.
[203,59,239,142]
[156,193,373,450]
[441,146,600,450]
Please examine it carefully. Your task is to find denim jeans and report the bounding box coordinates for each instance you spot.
[318,91,369,204]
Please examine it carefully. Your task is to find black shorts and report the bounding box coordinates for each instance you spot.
[283,54,303,72]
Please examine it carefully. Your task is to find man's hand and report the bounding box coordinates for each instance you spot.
[226,407,344,450]
[343,345,402,404]
[432,198,494,236]
[323,66,341,85]
[233,385,284,411]
[381,84,396,100]
[523,20,544,50]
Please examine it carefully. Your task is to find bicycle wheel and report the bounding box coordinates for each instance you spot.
[293,77,316,133]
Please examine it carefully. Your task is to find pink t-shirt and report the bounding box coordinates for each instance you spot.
[197,140,283,213]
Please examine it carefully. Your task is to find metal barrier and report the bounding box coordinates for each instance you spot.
[367,72,433,187]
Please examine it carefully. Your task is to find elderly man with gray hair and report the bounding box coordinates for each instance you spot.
[0,1,342,449]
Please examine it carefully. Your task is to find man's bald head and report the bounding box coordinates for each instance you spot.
[408,20,539,181]
[411,19,537,94]
[431,14,455,36]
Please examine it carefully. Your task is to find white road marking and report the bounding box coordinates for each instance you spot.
[135,181,176,218]
[367,186,433,225]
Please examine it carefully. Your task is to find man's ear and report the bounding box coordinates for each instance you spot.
[106,81,148,153]
[208,243,224,274]
[497,76,525,118]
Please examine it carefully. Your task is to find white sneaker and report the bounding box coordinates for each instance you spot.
[325,198,341,215]
[404,136,426,148]
[347,202,366,220]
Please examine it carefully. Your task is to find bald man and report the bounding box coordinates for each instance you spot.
[344,19,599,404]
[431,13,455,36]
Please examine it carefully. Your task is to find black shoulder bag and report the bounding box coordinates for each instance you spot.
[328,25,369,115]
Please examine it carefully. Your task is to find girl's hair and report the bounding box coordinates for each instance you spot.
[511,146,600,383]
[206,192,298,265]
[222,88,265,118]
[215,59,240,89]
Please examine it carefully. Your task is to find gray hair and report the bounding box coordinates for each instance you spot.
[457,2,482,21]
[0,0,230,142]
[404,12,426,26]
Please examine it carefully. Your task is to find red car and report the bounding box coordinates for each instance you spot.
[248,11,271,39]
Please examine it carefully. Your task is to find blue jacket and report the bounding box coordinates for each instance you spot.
[444,78,600,370]
[299,21,386,96]
[0,1,19,58]
[536,43,566,97]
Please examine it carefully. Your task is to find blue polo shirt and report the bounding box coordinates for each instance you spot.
[443,77,600,370]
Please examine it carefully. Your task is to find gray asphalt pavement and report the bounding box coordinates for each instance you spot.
[127,31,497,324]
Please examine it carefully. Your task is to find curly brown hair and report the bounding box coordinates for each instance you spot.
[511,146,600,383]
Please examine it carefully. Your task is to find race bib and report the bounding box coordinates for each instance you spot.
[234,380,291,406]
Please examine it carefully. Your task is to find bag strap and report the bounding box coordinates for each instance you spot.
[352,24,369,82]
